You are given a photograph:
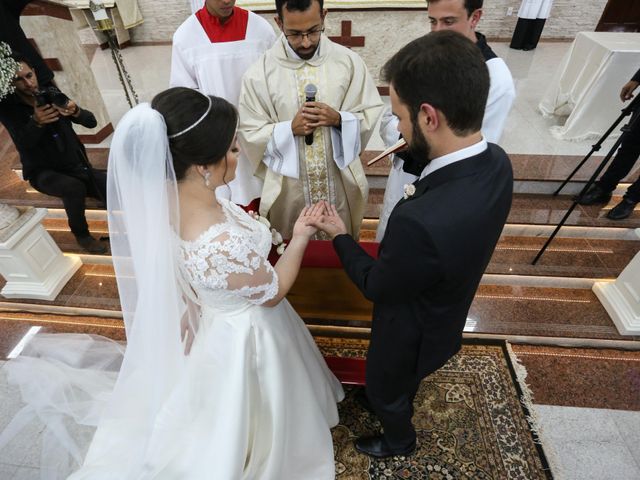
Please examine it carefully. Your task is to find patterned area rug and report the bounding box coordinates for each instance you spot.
[316,338,552,480]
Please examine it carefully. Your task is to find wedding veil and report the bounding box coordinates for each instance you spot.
[0,103,201,478]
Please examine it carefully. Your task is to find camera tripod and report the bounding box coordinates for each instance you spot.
[532,92,640,265]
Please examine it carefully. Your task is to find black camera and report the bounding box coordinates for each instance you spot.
[34,87,69,108]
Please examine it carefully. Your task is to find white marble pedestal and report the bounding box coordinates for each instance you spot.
[0,208,82,301]
[593,229,640,335]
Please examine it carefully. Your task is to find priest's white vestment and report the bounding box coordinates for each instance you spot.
[238,35,383,238]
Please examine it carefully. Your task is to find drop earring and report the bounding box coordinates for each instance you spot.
[204,171,211,188]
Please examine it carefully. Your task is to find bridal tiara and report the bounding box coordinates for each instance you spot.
[168,95,213,139]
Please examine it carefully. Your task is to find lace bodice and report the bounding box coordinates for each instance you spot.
[180,199,279,306]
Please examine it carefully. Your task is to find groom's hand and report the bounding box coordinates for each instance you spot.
[306,201,348,239]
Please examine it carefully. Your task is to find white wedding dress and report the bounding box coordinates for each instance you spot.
[69,199,344,479]
[1,104,343,479]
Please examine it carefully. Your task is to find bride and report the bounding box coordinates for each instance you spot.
[0,88,344,479]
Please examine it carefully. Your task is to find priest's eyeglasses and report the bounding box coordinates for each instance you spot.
[284,27,324,42]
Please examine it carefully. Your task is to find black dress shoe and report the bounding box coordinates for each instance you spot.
[607,198,637,220]
[354,435,416,458]
[76,234,107,254]
[354,388,375,415]
[576,184,612,205]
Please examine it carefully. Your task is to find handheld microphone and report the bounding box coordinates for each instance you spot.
[304,84,317,146]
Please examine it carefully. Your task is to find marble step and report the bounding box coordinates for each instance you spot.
[485,235,638,279]
[2,283,637,364]
[9,149,639,184]
[34,201,640,269]
[0,264,120,314]
[0,192,632,279]
[0,269,636,348]
[0,179,105,210]
[2,231,637,310]
[35,190,640,235]
[364,190,640,228]
[9,148,109,179]
[42,218,111,255]
[0,145,107,209]
[41,228,640,280]
[356,152,640,185]
[10,184,639,231]
[0,312,125,360]
[20,188,637,231]
[361,233,639,279]
[304,283,640,346]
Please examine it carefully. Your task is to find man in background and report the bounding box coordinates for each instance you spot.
[577,69,640,220]
[377,0,515,240]
[171,0,276,209]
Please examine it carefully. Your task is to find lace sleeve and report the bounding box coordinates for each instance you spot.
[183,230,279,305]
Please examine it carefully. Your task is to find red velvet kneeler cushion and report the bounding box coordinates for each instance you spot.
[268,239,379,267]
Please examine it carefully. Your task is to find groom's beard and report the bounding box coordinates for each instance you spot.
[400,122,432,176]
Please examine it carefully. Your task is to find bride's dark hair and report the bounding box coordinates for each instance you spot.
[151,87,238,180]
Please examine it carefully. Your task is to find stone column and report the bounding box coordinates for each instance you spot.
[593,229,640,335]
[0,206,82,301]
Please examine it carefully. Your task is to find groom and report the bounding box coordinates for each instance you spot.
[310,30,513,458]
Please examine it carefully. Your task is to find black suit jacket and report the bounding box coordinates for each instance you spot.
[334,143,513,378]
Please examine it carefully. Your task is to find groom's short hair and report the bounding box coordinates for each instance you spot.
[381,30,489,136]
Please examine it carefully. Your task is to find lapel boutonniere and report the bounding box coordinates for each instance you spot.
[403,183,416,200]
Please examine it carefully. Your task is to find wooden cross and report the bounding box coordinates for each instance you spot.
[329,21,365,48]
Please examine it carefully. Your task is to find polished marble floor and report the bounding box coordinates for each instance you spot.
[511,343,640,479]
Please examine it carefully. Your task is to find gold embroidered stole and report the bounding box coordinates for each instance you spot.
[295,64,336,209]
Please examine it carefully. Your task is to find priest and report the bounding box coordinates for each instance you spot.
[376,0,515,240]
[238,0,383,239]
[171,0,276,207]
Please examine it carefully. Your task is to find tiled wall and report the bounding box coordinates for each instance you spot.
[129,0,608,43]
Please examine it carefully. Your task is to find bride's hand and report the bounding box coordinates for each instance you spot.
[305,201,347,239]
[292,202,325,238]
[180,313,195,355]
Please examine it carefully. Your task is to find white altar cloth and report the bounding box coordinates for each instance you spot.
[539,32,640,141]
